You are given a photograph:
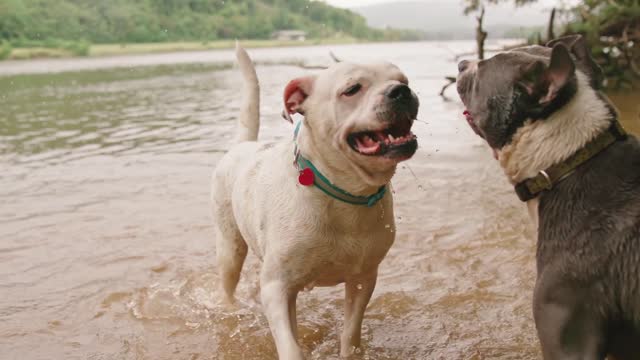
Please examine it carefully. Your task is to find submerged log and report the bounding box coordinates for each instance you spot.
[439,76,457,98]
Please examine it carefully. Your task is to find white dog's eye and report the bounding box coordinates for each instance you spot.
[342,84,362,97]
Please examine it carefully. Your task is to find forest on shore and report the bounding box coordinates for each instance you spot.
[0,0,423,59]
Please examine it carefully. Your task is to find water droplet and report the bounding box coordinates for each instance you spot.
[355,347,362,354]
[356,284,363,290]
[418,185,423,191]
[385,224,390,228]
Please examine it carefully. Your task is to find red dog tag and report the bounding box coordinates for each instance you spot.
[298,168,314,186]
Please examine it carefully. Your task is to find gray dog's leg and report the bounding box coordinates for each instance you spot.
[534,276,606,360]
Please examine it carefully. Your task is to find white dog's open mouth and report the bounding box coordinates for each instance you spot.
[347,121,417,159]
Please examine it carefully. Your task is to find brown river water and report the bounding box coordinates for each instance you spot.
[1,41,638,360]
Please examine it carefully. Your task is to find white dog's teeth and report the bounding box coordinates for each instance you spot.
[389,134,395,142]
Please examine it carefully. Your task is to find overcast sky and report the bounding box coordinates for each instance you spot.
[324,0,574,8]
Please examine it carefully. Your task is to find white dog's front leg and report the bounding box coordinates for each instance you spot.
[340,270,377,357]
[260,274,304,360]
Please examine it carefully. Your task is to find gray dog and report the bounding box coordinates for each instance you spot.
[457,35,640,359]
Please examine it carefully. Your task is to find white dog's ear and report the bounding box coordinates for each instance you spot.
[283,76,316,122]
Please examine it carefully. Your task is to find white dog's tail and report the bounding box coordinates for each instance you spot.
[235,42,260,142]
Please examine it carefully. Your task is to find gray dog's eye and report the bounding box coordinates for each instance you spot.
[342,84,362,97]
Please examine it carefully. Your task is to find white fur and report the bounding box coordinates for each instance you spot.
[211,45,410,359]
[527,198,540,231]
[235,42,260,142]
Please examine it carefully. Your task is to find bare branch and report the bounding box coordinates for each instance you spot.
[439,76,457,98]
[287,51,343,70]
[453,44,525,61]
[329,51,342,63]
[476,6,488,60]
[547,8,556,42]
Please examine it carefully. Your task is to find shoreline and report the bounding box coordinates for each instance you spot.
[4,38,363,61]
[0,39,524,77]
[2,38,525,62]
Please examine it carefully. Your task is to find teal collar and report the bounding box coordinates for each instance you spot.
[293,121,387,207]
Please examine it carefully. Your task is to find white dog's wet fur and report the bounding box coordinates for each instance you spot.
[211,45,418,359]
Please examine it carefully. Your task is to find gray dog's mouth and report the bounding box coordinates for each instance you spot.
[463,110,482,136]
[347,121,417,159]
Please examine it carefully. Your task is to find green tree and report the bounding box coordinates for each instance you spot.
[565,0,640,88]
[0,0,28,40]
[0,0,423,51]
[461,0,639,88]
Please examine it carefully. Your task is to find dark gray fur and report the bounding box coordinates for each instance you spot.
[536,136,640,359]
[456,44,577,149]
[456,35,640,359]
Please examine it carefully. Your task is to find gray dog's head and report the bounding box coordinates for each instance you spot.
[456,35,604,151]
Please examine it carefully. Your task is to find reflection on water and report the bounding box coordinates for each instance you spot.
[0,41,637,360]
[0,63,273,165]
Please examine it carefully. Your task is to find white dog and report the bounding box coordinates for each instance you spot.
[211,45,420,359]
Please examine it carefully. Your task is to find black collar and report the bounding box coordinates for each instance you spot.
[514,120,628,202]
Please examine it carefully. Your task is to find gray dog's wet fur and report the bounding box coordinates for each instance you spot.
[536,136,640,359]
[457,35,640,359]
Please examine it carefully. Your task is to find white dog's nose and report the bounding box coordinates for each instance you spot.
[385,84,412,101]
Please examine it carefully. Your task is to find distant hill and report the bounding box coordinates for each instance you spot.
[352,1,552,39]
[0,0,394,45]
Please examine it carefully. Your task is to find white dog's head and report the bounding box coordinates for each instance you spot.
[284,62,419,187]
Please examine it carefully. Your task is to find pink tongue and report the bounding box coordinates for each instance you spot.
[355,136,381,154]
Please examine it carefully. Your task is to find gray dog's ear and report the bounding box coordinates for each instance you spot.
[547,34,603,89]
[282,76,316,122]
[546,34,582,49]
[519,44,576,105]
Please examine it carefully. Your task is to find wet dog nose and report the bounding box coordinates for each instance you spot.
[458,60,470,73]
[384,84,419,120]
[385,84,412,101]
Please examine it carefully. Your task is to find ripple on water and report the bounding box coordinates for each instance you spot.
[3,42,635,359]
